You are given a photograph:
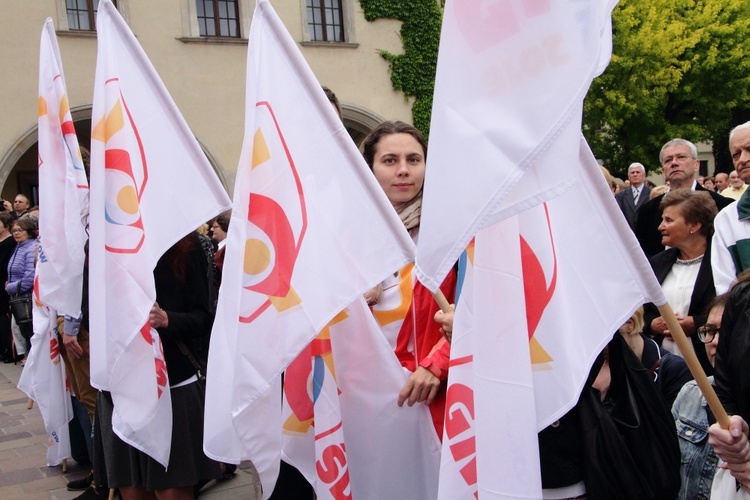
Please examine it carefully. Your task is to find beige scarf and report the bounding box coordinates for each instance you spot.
[394,192,422,238]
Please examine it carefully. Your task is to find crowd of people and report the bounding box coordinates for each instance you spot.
[14,78,750,500]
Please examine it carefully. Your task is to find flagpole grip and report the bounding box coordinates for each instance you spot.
[431,289,452,313]
[656,302,730,428]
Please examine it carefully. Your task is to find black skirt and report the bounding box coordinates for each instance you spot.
[93,382,221,490]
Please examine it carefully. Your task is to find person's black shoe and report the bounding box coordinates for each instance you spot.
[3,354,23,364]
[73,484,112,499]
[67,471,94,491]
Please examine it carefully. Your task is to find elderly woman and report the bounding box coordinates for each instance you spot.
[362,121,456,433]
[671,295,726,499]
[643,189,718,375]
[5,217,37,353]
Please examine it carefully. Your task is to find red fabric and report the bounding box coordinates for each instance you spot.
[394,268,457,437]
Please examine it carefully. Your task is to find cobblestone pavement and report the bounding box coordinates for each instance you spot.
[0,359,261,499]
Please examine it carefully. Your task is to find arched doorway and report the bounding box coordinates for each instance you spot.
[0,105,231,204]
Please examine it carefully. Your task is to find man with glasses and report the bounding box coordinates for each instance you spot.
[720,170,747,201]
[635,138,731,256]
[11,194,30,220]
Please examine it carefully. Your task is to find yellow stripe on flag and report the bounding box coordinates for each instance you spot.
[252,128,271,169]
[38,97,47,117]
[91,99,125,142]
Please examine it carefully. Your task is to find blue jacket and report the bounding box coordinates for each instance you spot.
[671,377,718,500]
[6,239,35,296]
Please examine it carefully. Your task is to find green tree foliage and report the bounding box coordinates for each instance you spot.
[584,0,750,176]
[359,0,443,137]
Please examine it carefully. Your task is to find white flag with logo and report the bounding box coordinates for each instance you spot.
[281,299,440,499]
[19,275,73,467]
[437,139,666,498]
[202,0,415,496]
[37,17,89,318]
[416,0,619,291]
[89,0,231,466]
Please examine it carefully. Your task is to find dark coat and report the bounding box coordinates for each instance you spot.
[643,244,715,375]
[615,185,651,230]
[635,183,732,257]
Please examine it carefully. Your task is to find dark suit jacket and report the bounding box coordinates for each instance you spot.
[642,243,715,376]
[615,185,651,230]
[635,183,732,257]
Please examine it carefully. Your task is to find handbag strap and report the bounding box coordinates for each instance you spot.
[175,339,205,379]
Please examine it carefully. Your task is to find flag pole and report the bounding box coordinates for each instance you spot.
[656,302,729,428]
[431,289,452,313]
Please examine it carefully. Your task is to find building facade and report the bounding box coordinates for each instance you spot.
[0,0,413,201]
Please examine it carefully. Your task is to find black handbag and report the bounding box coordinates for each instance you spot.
[9,292,32,326]
[579,334,681,500]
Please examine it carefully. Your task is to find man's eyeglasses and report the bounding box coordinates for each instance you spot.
[662,154,692,165]
[697,324,720,343]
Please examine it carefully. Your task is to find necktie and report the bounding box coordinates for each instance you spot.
[633,188,639,206]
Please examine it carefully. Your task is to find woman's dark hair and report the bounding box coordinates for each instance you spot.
[12,217,36,239]
[322,86,342,119]
[213,210,232,233]
[0,212,13,230]
[362,121,427,169]
[159,232,197,284]
[703,292,730,317]
[659,188,717,237]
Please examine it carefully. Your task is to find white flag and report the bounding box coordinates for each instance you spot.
[88,0,231,466]
[416,0,619,291]
[437,139,666,498]
[37,17,89,318]
[18,275,73,467]
[282,299,440,499]
[202,0,415,496]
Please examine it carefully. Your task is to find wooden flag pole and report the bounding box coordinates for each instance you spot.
[657,301,730,428]
[431,289,452,313]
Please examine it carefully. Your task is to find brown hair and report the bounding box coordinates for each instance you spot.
[0,212,13,230]
[213,210,232,233]
[362,121,427,169]
[322,86,342,119]
[12,217,36,239]
[659,188,717,237]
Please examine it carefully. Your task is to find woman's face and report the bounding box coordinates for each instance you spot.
[705,304,724,367]
[371,133,426,207]
[658,204,699,249]
[704,180,715,191]
[11,225,28,243]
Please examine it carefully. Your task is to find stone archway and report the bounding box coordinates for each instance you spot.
[341,103,385,148]
[0,105,231,201]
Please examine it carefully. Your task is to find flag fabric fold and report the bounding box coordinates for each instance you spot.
[416,0,620,291]
[281,298,441,499]
[437,138,666,498]
[37,17,89,319]
[19,275,73,467]
[88,0,231,466]
[202,0,415,496]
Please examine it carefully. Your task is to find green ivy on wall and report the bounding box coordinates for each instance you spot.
[359,0,443,138]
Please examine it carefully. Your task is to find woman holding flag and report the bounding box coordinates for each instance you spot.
[363,121,456,434]
[93,232,221,500]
